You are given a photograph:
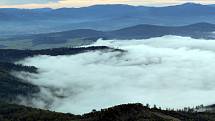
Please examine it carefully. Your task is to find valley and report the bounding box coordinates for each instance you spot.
[0,2,215,120]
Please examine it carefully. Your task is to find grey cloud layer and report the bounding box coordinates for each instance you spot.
[16,35,215,114]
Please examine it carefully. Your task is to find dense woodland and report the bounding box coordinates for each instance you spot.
[0,62,39,102]
[0,62,37,73]
[0,103,215,121]
[0,46,122,62]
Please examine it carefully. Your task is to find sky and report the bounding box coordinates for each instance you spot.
[0,0,215,8]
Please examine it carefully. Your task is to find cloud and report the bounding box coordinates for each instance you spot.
[16,35,215,114]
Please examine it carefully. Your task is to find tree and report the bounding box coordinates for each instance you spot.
[146,103,150,108]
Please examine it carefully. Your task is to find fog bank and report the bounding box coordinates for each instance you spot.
[16,35,215,114]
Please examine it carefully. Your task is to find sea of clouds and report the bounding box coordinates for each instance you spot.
[15,35,215,114]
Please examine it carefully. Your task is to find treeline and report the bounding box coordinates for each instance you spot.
[0,102,78,121]
[83,103,215,121]
[0,103,215,121]
[0,46,123,62]
[0,62,37,73]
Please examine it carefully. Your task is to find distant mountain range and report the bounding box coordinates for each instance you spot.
[0,3,215,35]
[1,22,215,49]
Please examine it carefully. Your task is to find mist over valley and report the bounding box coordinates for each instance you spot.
[13,36,215,114]
[1,2,215,121]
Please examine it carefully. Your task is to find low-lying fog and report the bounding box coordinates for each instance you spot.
[16,35,215,114]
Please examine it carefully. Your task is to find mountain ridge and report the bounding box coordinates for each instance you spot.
[0,3,214,35]
[0,2,213,10]
[3,22,214,49]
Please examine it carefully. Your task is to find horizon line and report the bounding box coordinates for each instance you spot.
[0,2,214,9]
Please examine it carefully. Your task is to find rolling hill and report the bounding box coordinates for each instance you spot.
[0,103,215,121]
[0,3,214,35]
[2,22,215,49]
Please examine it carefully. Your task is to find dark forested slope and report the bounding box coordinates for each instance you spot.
[0,63,39,102]
[0,103,215,121]
[0,46,121,62]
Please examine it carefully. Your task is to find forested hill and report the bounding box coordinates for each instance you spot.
[0,46,122,62]
[0,102,215,121]
[0,63,39,103]
[2,22,215,50]
[16,22,215,41]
